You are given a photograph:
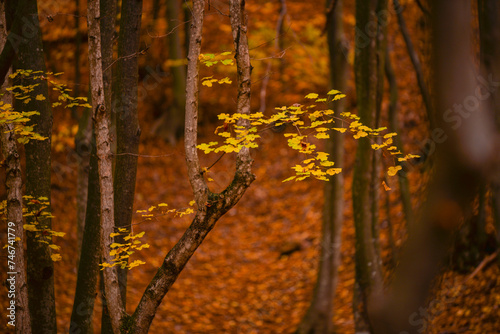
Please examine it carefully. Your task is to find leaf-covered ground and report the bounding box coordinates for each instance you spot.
[40,128,498,334]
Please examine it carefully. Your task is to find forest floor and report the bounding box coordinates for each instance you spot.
[42,123,500,334]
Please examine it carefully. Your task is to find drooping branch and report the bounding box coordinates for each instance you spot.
[86,1,126,332]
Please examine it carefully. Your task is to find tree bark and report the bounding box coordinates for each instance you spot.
[296,1,346,333]
[126,1,255,332]
[13,0,56,332]
[99,0,116,331]
[111,0,142,323]
[87,1,127,332]
[69,139,101,334]
[156,0,186,144]
[352,0,383,332]
[0,4,31,333]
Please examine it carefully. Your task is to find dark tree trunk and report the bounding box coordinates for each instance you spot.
[352,0,383,332]
[296,1,347,333]
[385,48,414,231]
[13,0,56,332]
[112,0,143,309]
[69,140,101,334]
[370,1,498,332]
[478,0,500,264]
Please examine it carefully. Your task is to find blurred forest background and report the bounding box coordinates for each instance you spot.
[1,0,500,333]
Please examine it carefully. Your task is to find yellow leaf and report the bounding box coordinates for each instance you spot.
[158,203,168,207]
[110,232,121,237]
[305,93,319,99]
[189,200,196,206]
[128,260,146,269]
[23,224,39,232]
[49,244,60,250]
[35,94,46,101]
[51,254,62,262]
[316,152,329,161]
[387,165,402,176]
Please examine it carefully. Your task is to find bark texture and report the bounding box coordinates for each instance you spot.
[0,4,31,332]
[87,1,126,332]
[112,0,142,317]
[352,0,383,332]
[14,0,56,332]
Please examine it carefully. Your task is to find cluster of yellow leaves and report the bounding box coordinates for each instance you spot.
[198,90,419,182]
[1,69,91,144]
[102,201,197,270]
[199,52,234,67]
[7,69,92,109]
[199,52,233,87]
[0,196,64,262]
[136,200,195,221]
[100,228,150,270]
[0,102,46,144]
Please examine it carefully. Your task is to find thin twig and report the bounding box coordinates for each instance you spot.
[465,251,498,282]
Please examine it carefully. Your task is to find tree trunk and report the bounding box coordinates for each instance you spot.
[69,139,101,334]
[385,48,414,230]
[0,5,31,333]
[13,0,56,332]
[87,1,127,332]
[161,0,186,144]
[296,1,347,333]
[352,0,383,332]
[126,0,255,332]
[370,1,498,332]
[393,0,435,130]
[478,0,500,264]
[106,0,144,328]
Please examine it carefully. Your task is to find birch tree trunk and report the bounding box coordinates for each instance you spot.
[87,1,126,332]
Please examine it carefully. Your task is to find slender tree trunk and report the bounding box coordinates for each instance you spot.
[370,0,388,263]
[98,1,117,332]
[385,48,413,230]
[296,1,347,333]
[166,0,186,143]
[126,1,255,332]
[370,1,497,332]
[352,0,383,332]
[69,137,101,334]
[13,0,56,332]
[0,5,31,333]
[393,0,434,130]
[105,0,143,331]
[478,0,500,263]
[87,1,127,332]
